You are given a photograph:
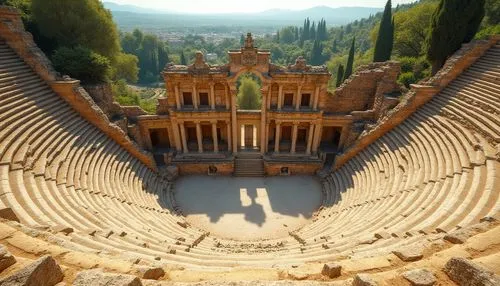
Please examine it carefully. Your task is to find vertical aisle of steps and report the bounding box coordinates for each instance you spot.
[234,153,265,177]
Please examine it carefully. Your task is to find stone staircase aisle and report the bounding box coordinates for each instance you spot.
[234,152,265,177]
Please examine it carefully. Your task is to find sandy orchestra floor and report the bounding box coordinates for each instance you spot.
[174,175,323,240]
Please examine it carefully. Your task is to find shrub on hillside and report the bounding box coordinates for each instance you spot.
[398,72,416,88]
[52,46,111,84]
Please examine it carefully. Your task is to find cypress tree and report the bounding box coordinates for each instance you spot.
[310,39,324,65]
[374,0,394,62]
[180,51,187,65]
[310,21,316,40]
[294,27,299,41]
[426,0,485,74]
[336,64,345,87]
[344,37,355,81]
[276,30,280,43]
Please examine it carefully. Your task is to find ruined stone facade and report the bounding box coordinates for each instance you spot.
[130,33,401,175]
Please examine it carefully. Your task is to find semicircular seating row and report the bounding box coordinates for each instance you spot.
[0,38,498,269]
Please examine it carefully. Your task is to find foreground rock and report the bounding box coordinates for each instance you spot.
[402,269,436,286]
[0,255,63,286]
[392,248,423,262]
[352,273,377,286]
[0,244,16,272]
[444,257,500,286]
[321,263,341,278]
[73,269,142,286]
[134,266,165,280]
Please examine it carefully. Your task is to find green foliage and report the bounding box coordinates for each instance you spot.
[279,26,295,44]
[112,80,157,113]
[398,71,416,88]
[112,53,139,83]
[52,46,111,84]
[392,1,438,57]
[399,57,417,73]
[484,0,500,25]
[425,0,485,74]
[310,39,325,65]
[180,51,187,65]
[373,0,394,62]
[336,64,345,87]
[237,75,262,110]
[344,37,356,81]
[120,29,169,83]
[32,0,120,59]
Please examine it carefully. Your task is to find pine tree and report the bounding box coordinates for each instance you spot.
[343,37,355,81]
[336,64,345,87]
[426,0,485,74]
[180,51,187,65]
[310,39,324,65]
[310,21,316,40]
[373,0,394,62]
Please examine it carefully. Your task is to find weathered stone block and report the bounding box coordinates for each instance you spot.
[134,266,165,280]
[352,273,378,286]
[392,248,423,262]
[321,263,341,278]
[73,269,142,286]
[402,269,436,286]
[0,255,63,286]
[444,257,500,286]
[0,244,16,272]
[0,208,19,222]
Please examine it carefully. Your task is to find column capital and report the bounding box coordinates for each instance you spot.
[293,121,300,126]
[194,120,201,124]
[210,119,218,124]
[276,120,282,125]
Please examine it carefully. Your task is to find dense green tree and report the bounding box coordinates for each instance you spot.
[344,37,356,81]
[373,0,394,62]
[426,0,485,74]
[112,53,139,83]
[336,64,345,87]
[32,0,120,59]
[279,26,295,44]
[310,39,324,65]
[237,76,261,110]
[310,21,316,40]
[485,0,500,25]
[52,46,111,84]
[180,51,187,65]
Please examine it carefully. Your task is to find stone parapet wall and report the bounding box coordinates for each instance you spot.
[0,6,157,171]
[265,161,321,176]
[176,162,234,176]
[334,36,499,170]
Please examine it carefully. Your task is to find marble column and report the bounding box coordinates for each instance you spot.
[260,87,267,155]
[274,121,281,153]
[231,89,238,154]
[265,122,270,153]
[196,121,203,153]
[211,120,218,153]
[179,121,188,153]
[291,122,298,154]
[313,85,320,111]
[193,84,198,110]
[306,123,314,155]
[266,87,272,110]
[312,122,323,153]
[226,120,232,152]
[172,119,182,152]
[277,84,283,110]
[210,83,216,110]
[174,84,181,109]
[224,84,230,109]
[295,85,302,111]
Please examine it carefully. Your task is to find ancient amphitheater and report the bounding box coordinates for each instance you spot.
[0,6,499,286]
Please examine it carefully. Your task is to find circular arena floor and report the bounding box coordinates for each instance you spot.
[174,175,323,240]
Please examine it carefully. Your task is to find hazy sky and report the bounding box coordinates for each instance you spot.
[104,0,417,14]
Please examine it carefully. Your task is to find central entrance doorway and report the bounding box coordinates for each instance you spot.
[241,124,257,150]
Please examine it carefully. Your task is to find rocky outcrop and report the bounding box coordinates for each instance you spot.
[402,269,436,286]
